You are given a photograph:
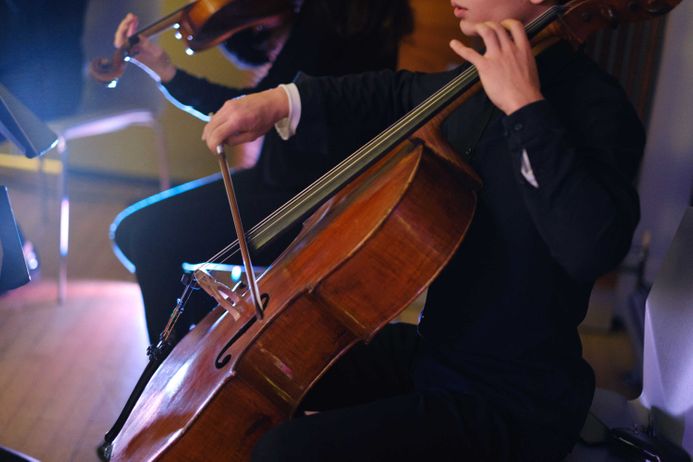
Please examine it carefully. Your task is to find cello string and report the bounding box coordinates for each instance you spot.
[202,63,483,266]
[198,6,560,270]
[238,5,561,247]
[202,4,560,266]
[198,5,560,269]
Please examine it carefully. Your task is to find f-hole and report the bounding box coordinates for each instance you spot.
[215,293,270,369]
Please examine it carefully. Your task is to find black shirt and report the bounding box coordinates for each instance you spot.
[292,41,644,436]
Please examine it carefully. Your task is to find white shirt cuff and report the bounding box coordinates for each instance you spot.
[520,148,539,188]
[275,83,302,140]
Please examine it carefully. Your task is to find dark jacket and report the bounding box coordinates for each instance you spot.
[292,41,645,443]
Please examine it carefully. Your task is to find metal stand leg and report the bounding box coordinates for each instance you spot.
[38,156,50,225]
[152,121,170,191]
[57,136,69,304]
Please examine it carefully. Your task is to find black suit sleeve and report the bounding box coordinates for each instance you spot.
[503,84,644,282]
[294,68,458,164]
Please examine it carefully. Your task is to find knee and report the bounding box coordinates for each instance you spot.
[251,425,282,462]
[110,212,131,251]
[110,204,156,271]
[110,210,134,271]
[251,421,314,462]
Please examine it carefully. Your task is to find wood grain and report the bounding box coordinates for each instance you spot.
[0,281,149,462]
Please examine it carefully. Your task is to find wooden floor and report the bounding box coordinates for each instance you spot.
[0,166,639,461]
[1,166,156,461]
[0,281,148,462]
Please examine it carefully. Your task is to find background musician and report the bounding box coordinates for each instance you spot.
[110,0,414,345]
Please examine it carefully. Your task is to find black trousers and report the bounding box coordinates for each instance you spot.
[112,167,303,344]
[252,323,521,462]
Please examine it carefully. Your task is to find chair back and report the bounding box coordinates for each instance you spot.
[640,207,693,453]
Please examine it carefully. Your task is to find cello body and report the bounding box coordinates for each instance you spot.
[109,136,479,461]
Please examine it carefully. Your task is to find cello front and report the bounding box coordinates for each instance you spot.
[109,136,479,461]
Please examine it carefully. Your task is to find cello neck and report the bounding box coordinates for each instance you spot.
[124,5,191,50]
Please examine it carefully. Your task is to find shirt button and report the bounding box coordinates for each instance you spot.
[514,123,524,132]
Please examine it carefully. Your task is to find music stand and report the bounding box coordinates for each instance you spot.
[0,82,58,158]
[0,82,58,292]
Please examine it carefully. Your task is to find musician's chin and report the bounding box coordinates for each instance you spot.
[456,20,477,37]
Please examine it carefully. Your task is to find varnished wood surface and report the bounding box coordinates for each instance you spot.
[110,136,479,460]
[0,280,149,462]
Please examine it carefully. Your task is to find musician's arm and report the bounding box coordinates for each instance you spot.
[503,82,644,282]
[290,69,457,161]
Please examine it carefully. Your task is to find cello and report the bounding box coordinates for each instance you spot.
[103,0,680,459]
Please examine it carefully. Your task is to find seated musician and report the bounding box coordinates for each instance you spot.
[110,0,414,345]
[201,0,645,459]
